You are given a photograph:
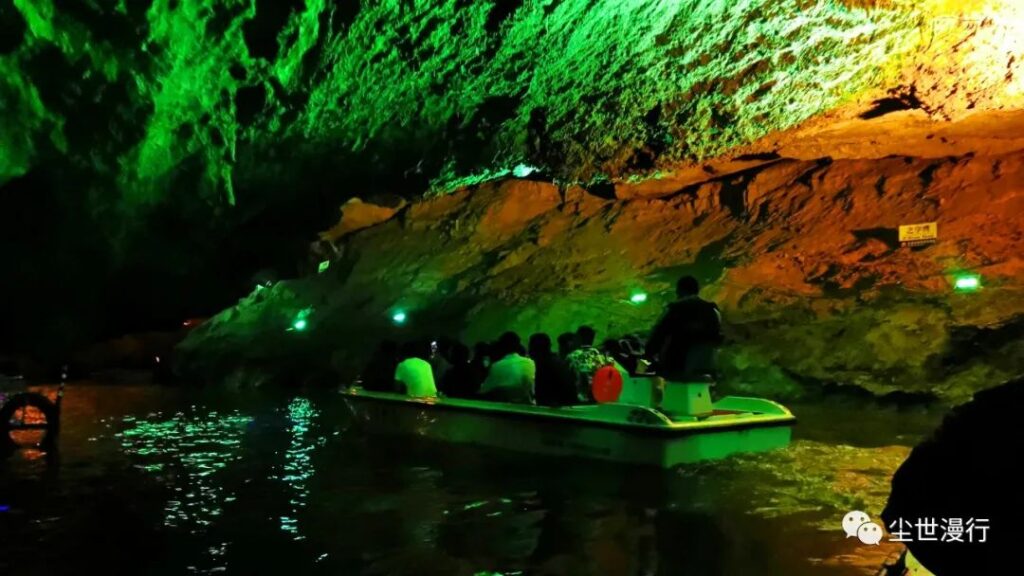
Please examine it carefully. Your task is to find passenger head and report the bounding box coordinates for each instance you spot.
[601,338,622,357]
[435,336,457,359]
[677,275,700,298]
[449,342,470,364]
[472,341,491,364]
[496,331,523,359]
[400,340,431,361]
[528,333,552,358]
[576,325,596,347]
[619,334,645,357]
[557,332,577,358]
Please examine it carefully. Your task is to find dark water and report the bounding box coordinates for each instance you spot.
[0,383,943,576]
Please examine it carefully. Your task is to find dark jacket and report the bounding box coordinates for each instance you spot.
[532,352,576,406]
[440,363,479,398]
[646,296,723,380]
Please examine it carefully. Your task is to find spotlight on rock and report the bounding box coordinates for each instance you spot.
[954,274,981,292]
[290,308,313,331]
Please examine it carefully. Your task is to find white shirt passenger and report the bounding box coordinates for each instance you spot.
[394,357,437,398]
[480,353,536,402]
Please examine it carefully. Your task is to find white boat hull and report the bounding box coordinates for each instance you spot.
[341,390,795,468]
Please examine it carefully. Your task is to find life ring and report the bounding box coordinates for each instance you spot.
[592,365,624,403]
[0,392,60,449]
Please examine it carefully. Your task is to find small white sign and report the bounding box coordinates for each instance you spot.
[899,222,938,244]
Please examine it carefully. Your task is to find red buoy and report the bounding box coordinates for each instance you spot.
[592,365,624,403]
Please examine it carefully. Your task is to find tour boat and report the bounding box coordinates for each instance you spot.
[341,375,795,468]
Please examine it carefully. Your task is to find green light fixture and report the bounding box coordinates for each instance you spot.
[318,260,330,273]
[291,308,313,331]
[392,311,407,325]
[954,274,981,292]
[630,291,648,304]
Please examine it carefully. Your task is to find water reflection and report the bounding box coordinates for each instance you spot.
[707,440,911,528]
[1,386,941,576]
[118,408,251,573]
[275,397,323,540]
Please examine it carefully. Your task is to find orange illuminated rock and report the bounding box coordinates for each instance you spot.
[320,197,405,242]
[180,144,1024,402]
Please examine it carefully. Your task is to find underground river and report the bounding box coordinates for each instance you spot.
[0,382,942,576]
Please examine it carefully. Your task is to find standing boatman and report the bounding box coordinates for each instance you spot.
[646,276,723,380]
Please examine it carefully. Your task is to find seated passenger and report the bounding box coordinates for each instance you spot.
[565,325,615,403]
[529,333,576,406]
[612,334,647,375]
[557,332,577,359]
[479,332,535,404]
[600,338,632,389]
[394,340,438,398]
[361,339,399,392]
[430,337,455,384]
[440,342,477,398]
[467,341,493,394]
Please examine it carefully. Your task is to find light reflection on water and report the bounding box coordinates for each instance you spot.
[118,408,252,573]
[0,385,944,576]
[275,397,323,540]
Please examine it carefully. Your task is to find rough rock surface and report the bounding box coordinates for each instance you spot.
[4,0,1024,358]
[320,197,407,242]
[178,142,1024,401]
[3,0,1023,206]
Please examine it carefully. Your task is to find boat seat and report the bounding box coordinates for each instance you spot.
[617,376,713,417]
[661,379,714,418]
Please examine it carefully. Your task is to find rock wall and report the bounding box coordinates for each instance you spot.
[4,0,1024,357]
[178,146,1024,402]
[4,0,1022,205]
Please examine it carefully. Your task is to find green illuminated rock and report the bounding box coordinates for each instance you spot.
[3,0,1022,369]
[0,0,942,208]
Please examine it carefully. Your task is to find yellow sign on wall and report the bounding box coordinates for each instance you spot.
[899,222,938,244]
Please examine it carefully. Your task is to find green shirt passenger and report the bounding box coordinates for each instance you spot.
[479,332,536,404]
[394,341,438,398]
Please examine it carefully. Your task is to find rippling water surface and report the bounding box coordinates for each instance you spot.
[0,383,942,575]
